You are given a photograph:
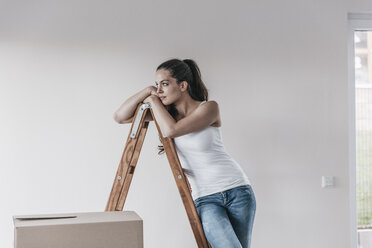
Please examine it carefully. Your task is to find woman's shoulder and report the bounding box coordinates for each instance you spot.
[199,100,221,127]
[200,100,219,107]
[199,100,219,114]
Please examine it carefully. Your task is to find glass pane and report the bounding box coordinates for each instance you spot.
[355,31,372,228]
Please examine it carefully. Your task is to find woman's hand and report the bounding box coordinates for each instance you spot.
[146,86,158,96]
[143,94,159,105]
[144,86,161,105]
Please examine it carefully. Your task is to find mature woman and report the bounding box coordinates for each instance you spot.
[114,58,256,248]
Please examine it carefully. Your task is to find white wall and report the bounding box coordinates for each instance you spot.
[2,0,372,247]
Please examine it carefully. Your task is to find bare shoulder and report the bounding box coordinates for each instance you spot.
[200,100,219,110]
[200,101,220,114]
[199,100,221,127]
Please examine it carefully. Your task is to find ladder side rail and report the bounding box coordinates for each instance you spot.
[116,120,149,210]
[149,108,211,248]
[106,103,149,211]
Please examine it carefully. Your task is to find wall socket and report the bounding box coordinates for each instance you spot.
[321,176,334,188]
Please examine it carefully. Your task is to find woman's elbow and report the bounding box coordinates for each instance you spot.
[113,113,133,124]
[165,128,176,139]
[113,112,125,124]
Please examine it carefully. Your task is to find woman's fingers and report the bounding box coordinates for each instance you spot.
[151,91,158,96]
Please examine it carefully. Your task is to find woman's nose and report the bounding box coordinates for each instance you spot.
[157,86,163,93]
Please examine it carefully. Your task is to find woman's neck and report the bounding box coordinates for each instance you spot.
[173,94,200,118]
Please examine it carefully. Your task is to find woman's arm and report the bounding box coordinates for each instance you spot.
[145,96,219,138]
[113,86,157,124]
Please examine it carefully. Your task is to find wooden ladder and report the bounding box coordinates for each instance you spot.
[105,103,211,248]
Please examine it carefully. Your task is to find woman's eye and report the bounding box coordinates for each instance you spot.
[163,83,168,86]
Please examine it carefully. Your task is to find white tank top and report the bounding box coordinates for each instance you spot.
[173,100,251,200]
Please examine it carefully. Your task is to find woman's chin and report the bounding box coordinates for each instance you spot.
[161,98,169,105]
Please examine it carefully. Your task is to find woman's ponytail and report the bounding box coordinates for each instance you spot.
[182,59,208,102]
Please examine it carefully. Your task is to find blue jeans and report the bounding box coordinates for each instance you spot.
[193,185,256,248]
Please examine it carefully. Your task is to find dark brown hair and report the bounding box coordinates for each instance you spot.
[156,58,208,155]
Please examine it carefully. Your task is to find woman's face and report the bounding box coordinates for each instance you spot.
[155,69,184,105]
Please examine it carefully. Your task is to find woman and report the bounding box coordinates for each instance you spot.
[113,58,256,248]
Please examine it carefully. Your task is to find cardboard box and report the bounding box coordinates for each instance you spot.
[13,211,143,248]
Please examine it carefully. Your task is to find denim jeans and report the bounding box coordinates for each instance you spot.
[193,184,256,248]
